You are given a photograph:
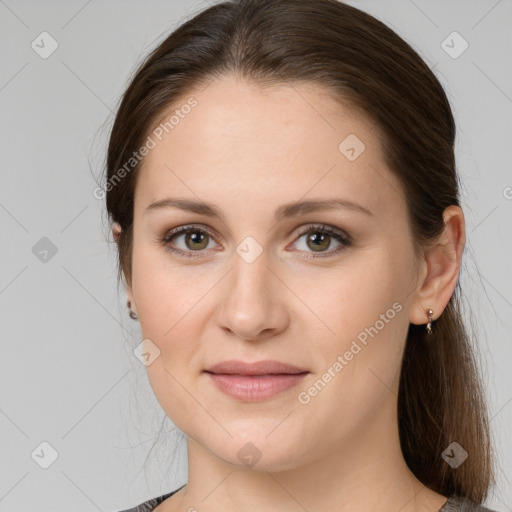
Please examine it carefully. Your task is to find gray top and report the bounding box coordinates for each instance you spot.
[118,485,500,512]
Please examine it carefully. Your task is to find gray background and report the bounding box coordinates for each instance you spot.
[0,1,511,511]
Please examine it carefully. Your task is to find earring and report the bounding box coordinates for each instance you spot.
[127,300,138,320]
[426,308,433,334]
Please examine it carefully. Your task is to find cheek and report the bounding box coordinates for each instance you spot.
[311,250,406,341]
[305,247,411,403]
[296,293,408,448]
[130,251,204,403]
[132,243,214,336]
[135,265,206,432]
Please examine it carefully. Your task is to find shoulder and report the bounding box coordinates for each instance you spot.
[117,484,186,512]
[441,495,501,512]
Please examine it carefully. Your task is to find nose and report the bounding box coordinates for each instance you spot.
[214,248,290,341]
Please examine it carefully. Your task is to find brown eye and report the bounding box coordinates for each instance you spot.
[305,231,332,252]
[162,225,217,259]
[292,224,352,259]
[183,231,210,250]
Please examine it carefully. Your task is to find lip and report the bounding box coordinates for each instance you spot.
[204,360,309,401]
[205,359,308,376]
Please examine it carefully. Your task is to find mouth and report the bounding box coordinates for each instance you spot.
[204,359,308,376]
[203,360,309,401]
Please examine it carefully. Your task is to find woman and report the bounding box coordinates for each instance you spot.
[105,0,499,510]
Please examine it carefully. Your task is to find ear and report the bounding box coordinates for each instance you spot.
[409,205,465,326]
[112,222,137,315]
[112,221,122,244]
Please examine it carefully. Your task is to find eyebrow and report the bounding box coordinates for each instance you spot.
[145,197,373,221]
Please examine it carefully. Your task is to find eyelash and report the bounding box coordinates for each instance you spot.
[161,223,353,260]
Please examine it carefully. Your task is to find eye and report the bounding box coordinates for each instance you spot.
[161,224,218,259]
[160,223,352,260]
[290,224,352,259]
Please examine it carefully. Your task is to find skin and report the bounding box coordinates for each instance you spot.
[113,74,465,512]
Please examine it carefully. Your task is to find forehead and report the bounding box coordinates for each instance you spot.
[133,74,404,221]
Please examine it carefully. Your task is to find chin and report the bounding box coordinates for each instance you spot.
[205,429,310,472]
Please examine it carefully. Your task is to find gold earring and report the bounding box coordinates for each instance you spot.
[426,308,433,334]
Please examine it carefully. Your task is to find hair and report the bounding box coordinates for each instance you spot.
[103,0,495,502]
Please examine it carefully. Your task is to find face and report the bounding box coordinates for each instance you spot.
[126,74,422,471]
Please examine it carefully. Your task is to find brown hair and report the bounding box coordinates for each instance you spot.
[103,0,495,501]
